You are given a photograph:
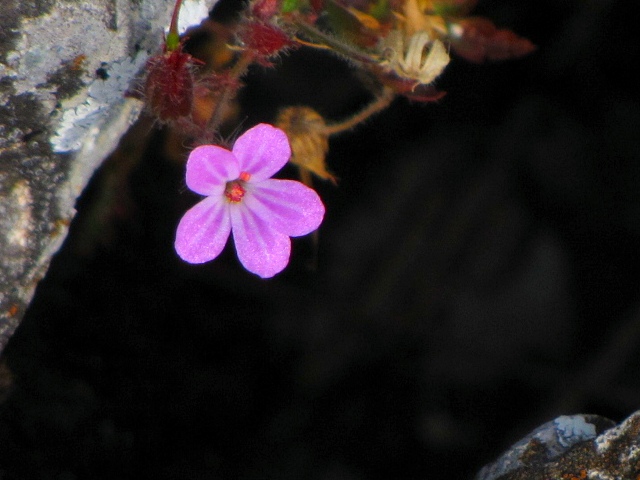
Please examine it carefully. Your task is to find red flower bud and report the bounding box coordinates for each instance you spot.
[242,21,295,58]
[144,46,196,122]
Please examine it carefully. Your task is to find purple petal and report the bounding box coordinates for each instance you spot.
[186,145,240,196]
[232,124,291,181]
[245,179,325,236]
[230,203,291,278]
[175,196,231,264]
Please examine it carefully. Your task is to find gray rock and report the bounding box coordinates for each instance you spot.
[0,0,216,352]
[477,412,640,479]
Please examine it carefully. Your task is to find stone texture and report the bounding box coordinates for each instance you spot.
[0,0,215,352]
[478,413,640,480]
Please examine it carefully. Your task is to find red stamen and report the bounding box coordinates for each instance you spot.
[239,171,251,182]
[224,180,247,203]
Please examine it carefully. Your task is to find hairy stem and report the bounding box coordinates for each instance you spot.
[322,87,396,136]
[166,0,185,51]
[293,19,374,64]
[206,51,255,133]
[169,0,184,36]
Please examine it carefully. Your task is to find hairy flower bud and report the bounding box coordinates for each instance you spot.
[241,21,295,58]
[144,46,197,122]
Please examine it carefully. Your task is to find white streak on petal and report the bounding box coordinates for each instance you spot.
[186,146,239,196]
[246,179,325,236]
[175,196,231,264]
[232,124,291,181]
[230,202,291,278]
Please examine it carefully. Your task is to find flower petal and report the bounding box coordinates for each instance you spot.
[186,145,240,196]
[230,202,291,278]
[232,124,291,181]
[175,196,231,264]
[245,179,325,236]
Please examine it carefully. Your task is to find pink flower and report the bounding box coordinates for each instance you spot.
[175,123,325,278]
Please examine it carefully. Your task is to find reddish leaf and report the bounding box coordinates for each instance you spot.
[375,68,447,102]
[401,86,447,103]
[252,0,280,20]
[450,17,536,63]
[309,0,325,14]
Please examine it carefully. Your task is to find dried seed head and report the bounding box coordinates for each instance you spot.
[379,30,449,87]
[276,106,336,183]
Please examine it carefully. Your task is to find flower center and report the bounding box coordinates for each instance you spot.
[224,172,251,203]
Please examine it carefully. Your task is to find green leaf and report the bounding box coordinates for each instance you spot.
[368,0,390,21]
[282,0,299,13]
[165,31,181,52]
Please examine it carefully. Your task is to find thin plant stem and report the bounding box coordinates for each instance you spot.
[169,0,184,36]
[206,51,255,133]
[322,87,396,136]
[293,19,374,64]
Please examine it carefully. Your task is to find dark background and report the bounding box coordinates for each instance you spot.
[1,0,640,478]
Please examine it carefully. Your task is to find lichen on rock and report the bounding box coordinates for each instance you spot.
[0,0,216,353]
